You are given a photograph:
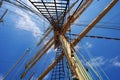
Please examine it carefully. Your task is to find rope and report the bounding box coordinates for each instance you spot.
[73,51,93,80]
[75,45,103,80]
[14,39,38,79]
[10,53,29,80]
[6,37,39,80]
[29,53,50,79]
[33,52,50,78]
[80,41,110,80]
[66,33,120,41]
[85,35,120,40]
[3,48,30,80]
[73,23,120,31]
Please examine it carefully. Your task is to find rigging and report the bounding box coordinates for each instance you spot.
[2,0,118,80]
[0,9,8,23]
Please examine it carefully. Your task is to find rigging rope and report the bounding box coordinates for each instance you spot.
[73,23,120,31]
[33,49,52,79]
[4,36,39,80]
[4,0,48,23]
[80,41,110,80]
[10,53,30,80]
[67,33,120,41]
[3,48,30,80]
[85,35,120,40]
[75,45,103,80]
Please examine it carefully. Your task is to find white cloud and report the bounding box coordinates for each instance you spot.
[30,76,37,80]
[0,74,3,80]
[46,46,53,54]
[43,73,51,80]
[81,55,120,70]
[30,0,39,1]
[89,56,106,67]
[85,42,93,49]
[11,6,43,38]
[113,62,120,67]
[75,45,80,50]
[89,56,120,68]
[15,9,43,39]
[110,56,120,67]
[4,0,49,39]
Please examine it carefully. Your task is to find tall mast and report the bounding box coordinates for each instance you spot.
[3,0,118,79]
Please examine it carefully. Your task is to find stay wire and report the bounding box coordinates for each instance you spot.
[85,35,120,41]
[10,53,29,80]
[25,40,45,79]
[1,8,41,80]
[95,11,120,31]
[60,0,85,77]
[80,42,110,80]
[73,23,120,31]
[67,33,120,41]
[3,48,30,80]
[72,11,120,31]
[34,49,52,78]
[20,38,45,78]
[67,1,72,79]
[12,36,40,79]
[15,0,41,17]
[11,39,39,80]
[75,46,103,80]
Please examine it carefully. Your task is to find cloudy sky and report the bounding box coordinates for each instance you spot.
[0,0,120,80]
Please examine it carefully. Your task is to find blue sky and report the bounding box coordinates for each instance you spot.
[0,0,120,80]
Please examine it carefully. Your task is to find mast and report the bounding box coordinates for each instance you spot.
[38,0,118,79]
[20,0,93,79]
[3,0,118,79]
